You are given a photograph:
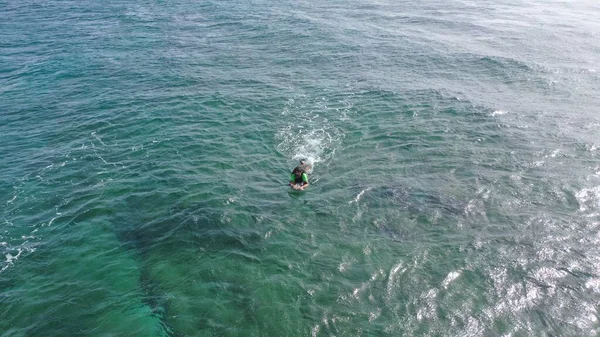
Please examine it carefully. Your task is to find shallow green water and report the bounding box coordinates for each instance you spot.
[2,0,600,336]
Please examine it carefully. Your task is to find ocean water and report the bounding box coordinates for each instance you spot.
[2,0,600,335]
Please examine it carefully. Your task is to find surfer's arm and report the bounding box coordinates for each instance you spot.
[299,173,309,189]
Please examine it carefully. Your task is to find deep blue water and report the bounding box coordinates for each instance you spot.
[2,0,600,336]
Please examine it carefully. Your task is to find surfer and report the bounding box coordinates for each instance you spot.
[289,159,310,190]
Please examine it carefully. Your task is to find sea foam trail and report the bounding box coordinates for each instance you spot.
[275,94,349,168]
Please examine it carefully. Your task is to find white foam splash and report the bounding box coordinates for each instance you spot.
[491,110,507,116]
[1,246,35,274]
[545,149,560,158]
[575,185,600,212]
[310,323,320,337]
[586,278,600,292]
[277,125,340,166]
[276,94,348,167]
[338,261,351,273]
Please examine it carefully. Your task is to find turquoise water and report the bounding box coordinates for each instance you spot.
[2,0,600,335]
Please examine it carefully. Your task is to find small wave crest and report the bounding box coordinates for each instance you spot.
[349,187,372,204]
[491,110,508,116]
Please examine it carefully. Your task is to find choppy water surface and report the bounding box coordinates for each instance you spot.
[2,0,600,335]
